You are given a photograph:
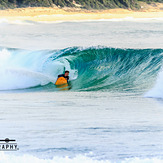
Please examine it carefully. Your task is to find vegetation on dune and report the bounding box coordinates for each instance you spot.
[0,0,162,10]
[17,0,54,7]
[138,0,162,2]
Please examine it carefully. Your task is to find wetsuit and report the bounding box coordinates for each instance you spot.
[58,74,69,82]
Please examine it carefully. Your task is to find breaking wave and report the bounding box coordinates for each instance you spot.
[0,46,163,96]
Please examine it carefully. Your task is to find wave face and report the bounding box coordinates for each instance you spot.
[0,47,163,93]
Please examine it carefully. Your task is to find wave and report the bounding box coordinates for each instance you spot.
[0,46,163,94]
[0,18,35,25]
[0,153,163,163]
[1,17,163,26]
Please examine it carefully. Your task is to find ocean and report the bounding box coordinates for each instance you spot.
[0,18,163,163]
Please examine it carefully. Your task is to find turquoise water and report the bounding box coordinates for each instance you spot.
[0,19,163,162]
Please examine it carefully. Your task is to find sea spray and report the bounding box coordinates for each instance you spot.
[0,48,77,90]
[145,67,163,99]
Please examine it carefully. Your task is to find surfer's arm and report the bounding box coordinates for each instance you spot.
[58,74,64,78]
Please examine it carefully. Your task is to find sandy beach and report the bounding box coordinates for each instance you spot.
[0,3,163,22]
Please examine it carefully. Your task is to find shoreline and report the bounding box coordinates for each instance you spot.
[0,3,163,22]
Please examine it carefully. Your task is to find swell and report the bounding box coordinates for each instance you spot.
[0,46,163,93]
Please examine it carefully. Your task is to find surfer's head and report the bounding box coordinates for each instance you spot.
[64,70,69,77]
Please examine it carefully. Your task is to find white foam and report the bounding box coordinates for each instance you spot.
[37,16,163,24]
[0,48,77,90]
[145,68,163,99]
[0,18,34,25]
[0,153,163,163]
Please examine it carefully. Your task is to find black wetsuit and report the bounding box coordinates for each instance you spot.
[58,74,69,82]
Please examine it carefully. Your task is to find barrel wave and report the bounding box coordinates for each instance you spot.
[0,47,163,96]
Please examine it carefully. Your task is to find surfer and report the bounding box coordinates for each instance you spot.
[57,70,69,82]
[55,70,70,86]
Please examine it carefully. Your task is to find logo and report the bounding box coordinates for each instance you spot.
[0,138,19,151]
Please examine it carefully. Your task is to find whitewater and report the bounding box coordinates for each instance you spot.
[0,19,163,163]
